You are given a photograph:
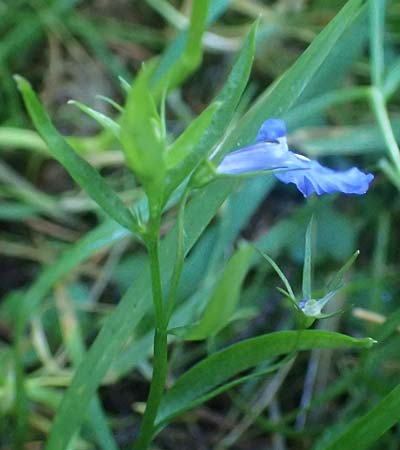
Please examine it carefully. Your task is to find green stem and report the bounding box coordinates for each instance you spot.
[133,214,167,450]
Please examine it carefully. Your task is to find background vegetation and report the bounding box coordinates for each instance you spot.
[1,0,400,449]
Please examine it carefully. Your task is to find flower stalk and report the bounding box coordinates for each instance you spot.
[133,187,189,449]
[133,210,167,450]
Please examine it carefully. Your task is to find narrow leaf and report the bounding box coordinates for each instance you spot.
[156,330,375,425]
[185,243,254,340]
[219,0,364,153]
[327,250,360,291]
[15,76,135,231]
[164,354,295,430]
[55,289,119,450]
[150,0,230,88]
[166,21,258,196]
[96,95,124,113]
[44,180,237,450]
[152,0,210,96]
[258,250,296,300]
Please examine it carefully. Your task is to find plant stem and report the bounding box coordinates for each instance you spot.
[134,189,190,449]
[133,214,167,450]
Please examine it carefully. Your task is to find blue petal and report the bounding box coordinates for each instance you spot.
[216,118,374,197]
[216,141,290,174]
[274,154,374,197]
[256,118,287,143]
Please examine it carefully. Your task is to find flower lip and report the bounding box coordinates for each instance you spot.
[216,117,374,197]
[216,141,289,175]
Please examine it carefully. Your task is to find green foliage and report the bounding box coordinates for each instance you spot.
[157,331,374,426]
[151,0,210,95]
[183,243,254,340]
[166,21,258,196]
[166,102,220,170]
[15,76,136,231]
[41,2,371,446]
[2,0,400,449]
[221,0,365,152]
[320,381,400,450]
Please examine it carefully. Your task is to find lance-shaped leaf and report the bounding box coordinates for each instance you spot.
[183,243,254,340]
[156,330,375,425]
[327,249,360,291]
[165,21,258,197]
[15,76,135,231]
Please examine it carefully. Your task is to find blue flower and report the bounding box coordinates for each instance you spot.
[216,119,374,197]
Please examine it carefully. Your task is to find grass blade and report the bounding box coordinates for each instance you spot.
[18,221,129,327]
[369,0,387,87]
[220,0,364,153]
[320,382,400,450]
[152,0,210,95]
[55,287,119,450]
